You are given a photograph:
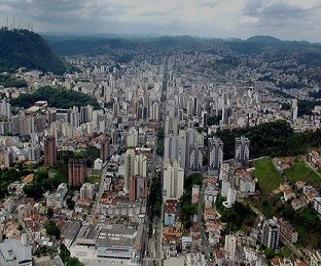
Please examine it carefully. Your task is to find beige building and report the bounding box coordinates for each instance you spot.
[163,160,184,201]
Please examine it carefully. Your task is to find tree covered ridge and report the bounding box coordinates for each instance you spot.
[10,85,101,109]
[214,120,321,159]
[0,28,70,74]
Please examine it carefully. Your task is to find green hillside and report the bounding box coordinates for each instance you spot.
[0,27,69,74]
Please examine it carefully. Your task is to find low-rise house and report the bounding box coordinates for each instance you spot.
[307,150,321,170]
[283,189,296,202]
[163,226,181,245]
[291,197,308,211]
[203,207,220,222]
[271,257,293,266]
[181,236,192,251]
[186,253,206,266]
[164,200,177,226]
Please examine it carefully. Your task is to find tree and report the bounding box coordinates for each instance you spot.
[60,244,71,263]
[23,182,43,200]
[214,120,321,159]
[59,244,83,266]
[0,28,69,74]
[66,257,84,266]
[45,221,61,239]
[11,86,100,109]
[0,74,27,88]
[47,208,54,219]
[180,174,203,229]
[0,168,22,199]
[264,248,276,260]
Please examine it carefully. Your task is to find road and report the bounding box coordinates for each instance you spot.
[143,60,168,266]
[89,162,108,224]
[197,180,211,260]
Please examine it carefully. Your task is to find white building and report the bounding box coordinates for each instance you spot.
[186,253,206,266]
[124,149,148,192]
[310,250,321,266]
[164,134,179,162]
[219,163,230,180]
[223,188,236,208]
[80,183,95,200]
[163,160,184,201]
[221,179,231,198]
[165,116,179,135]
[209,137,223,170]
[45,183,68,209]
[134,154,148,178]
[244,247,259,265]
[239,176,256,193]
[0,99,11,119]
[94,158,103,170]
[127,127,139,147]
[313,197,321,215]
[261,219,280,250]
[224,235,237,260]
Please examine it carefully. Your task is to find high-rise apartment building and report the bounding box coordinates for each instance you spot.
[44,136,57,166]
[235,136,250,164]
[126,127,139,147]
[261,219,280,250]
[165,116,178,135]
[163,160,184,201]
[209,137,223,170]
[100,134,111,163]
[124,149,136,192]
[47,108,57,125]
[129,175,148,202]
[80,105,93,123]
[68,106,80,127]
[0,99,11,119]
[224,235,237,260]
[68,159,87,187]
[124,149,148,192]
[164,134,179,162]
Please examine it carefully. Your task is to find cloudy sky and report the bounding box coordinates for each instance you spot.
[1,0,321,41]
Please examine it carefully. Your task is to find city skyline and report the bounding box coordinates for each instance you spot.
[1,0,321,42]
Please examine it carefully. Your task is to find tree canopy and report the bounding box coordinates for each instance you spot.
[0,74,27,88]
[11,86,100,110]
[0,28,69,74]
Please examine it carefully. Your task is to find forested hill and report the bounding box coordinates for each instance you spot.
[0,28,69,74]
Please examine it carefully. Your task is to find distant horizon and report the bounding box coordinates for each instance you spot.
[2,25,319,44]
[1,0,321,43]
[35,31,321,45]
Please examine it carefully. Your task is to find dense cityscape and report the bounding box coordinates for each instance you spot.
[1,15,321,266]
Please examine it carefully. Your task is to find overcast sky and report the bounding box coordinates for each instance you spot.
[1,0,321,41]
